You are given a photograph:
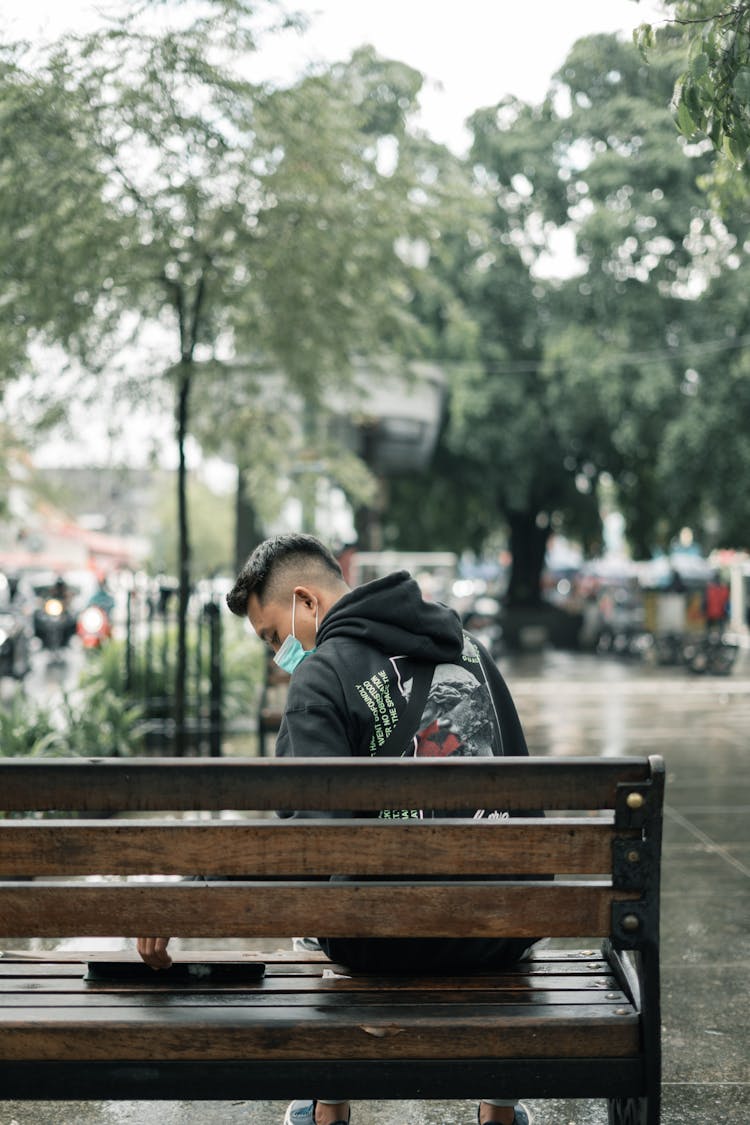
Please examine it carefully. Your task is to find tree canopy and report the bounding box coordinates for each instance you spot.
[387,24,749,599]
[0,1,427,739]
[3,5,750,617]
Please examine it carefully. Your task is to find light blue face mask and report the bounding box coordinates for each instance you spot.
[273,594,318,674]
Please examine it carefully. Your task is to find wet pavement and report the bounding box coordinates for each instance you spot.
[2,649,749,1124]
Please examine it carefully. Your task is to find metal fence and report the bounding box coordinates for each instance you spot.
[124,586,223,756]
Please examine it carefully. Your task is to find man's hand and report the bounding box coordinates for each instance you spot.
[136,937,172,970]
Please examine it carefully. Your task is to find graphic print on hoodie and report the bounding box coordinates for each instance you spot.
[376,633,505,821]
[400,635,498,760]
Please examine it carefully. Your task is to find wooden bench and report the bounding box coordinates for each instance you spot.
[0,755,664,1124]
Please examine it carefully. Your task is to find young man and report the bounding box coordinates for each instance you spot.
[139,533,534,1125]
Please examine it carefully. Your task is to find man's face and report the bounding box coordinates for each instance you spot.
[246,590,318,655]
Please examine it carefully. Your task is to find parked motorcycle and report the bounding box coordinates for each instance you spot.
[76,604,112,649]
[682,631,739,676]
[33,583,77,654]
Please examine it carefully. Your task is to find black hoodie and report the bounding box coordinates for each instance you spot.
[275,570,528,766]
[275,571,538,973]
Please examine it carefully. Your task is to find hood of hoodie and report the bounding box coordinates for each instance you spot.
[316,571,463,664]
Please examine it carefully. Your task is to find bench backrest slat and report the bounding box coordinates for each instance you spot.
[0,757,652,812]
[0,820,622,877]
[0,881,639,940]
[0,756,664,949]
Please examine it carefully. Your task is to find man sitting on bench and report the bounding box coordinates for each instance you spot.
[138,533,536,1125]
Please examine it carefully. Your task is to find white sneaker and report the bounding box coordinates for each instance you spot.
[283,1101,315,1125]
[512,1105,534,1125]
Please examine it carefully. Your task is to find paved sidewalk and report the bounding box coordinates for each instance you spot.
[2,652,749,1124]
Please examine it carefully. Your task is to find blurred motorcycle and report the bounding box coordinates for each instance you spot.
[33,581,77,654]
[76,604,112,649]
[682,631,739,676]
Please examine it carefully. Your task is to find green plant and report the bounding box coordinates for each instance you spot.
[221,616,266,724]
[77,613,266,728]
[77,637,127,695]
[55,685,146,758]
[0,693,59,757]
[0,682,145,762]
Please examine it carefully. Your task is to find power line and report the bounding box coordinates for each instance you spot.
[423,333,750,375]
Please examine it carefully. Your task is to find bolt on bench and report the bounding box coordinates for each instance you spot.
[0,755,664,1124]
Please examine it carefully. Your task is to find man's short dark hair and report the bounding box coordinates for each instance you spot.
[226,534,344,617]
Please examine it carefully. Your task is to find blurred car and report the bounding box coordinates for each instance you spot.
[0,571,32,679]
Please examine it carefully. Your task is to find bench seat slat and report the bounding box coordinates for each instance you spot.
[0,973,620,995]
[0,882,639,939]
[0,989,638,1015]
[0,1004,640,1060]
[0,948,610,969]
[0,820,619,877]
[0,976,625,1003]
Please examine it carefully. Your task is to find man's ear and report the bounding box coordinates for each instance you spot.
[292,585,317,610]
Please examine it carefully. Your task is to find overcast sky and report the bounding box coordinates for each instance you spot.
[5,0,668,151]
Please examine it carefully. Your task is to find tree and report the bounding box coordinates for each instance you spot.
[186,45,429,562]
[655,256,750,549]
[0,40,133,390]
[374,138,505,558]
[636,1,750,164]
[634,3,750,549]
[532,28,719,558]
[2,5,422,748]
[468,30,710,593]
[387,28,730,603]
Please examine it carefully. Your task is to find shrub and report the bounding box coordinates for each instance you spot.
[0,693,59,757]
[0,683,145,760]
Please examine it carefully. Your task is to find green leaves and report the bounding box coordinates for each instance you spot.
[634,21,656,59]
[666,1,750,165]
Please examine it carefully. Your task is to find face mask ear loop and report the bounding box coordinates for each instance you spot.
[290,593,297,640]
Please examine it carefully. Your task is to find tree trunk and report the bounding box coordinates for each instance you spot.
[300,399,319,534]
[354,475,388,551]
[234,465,263,572]
[174,365,192,757]
[354,503,383,551]
[171,269,206,756]
[505,509,550,608]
